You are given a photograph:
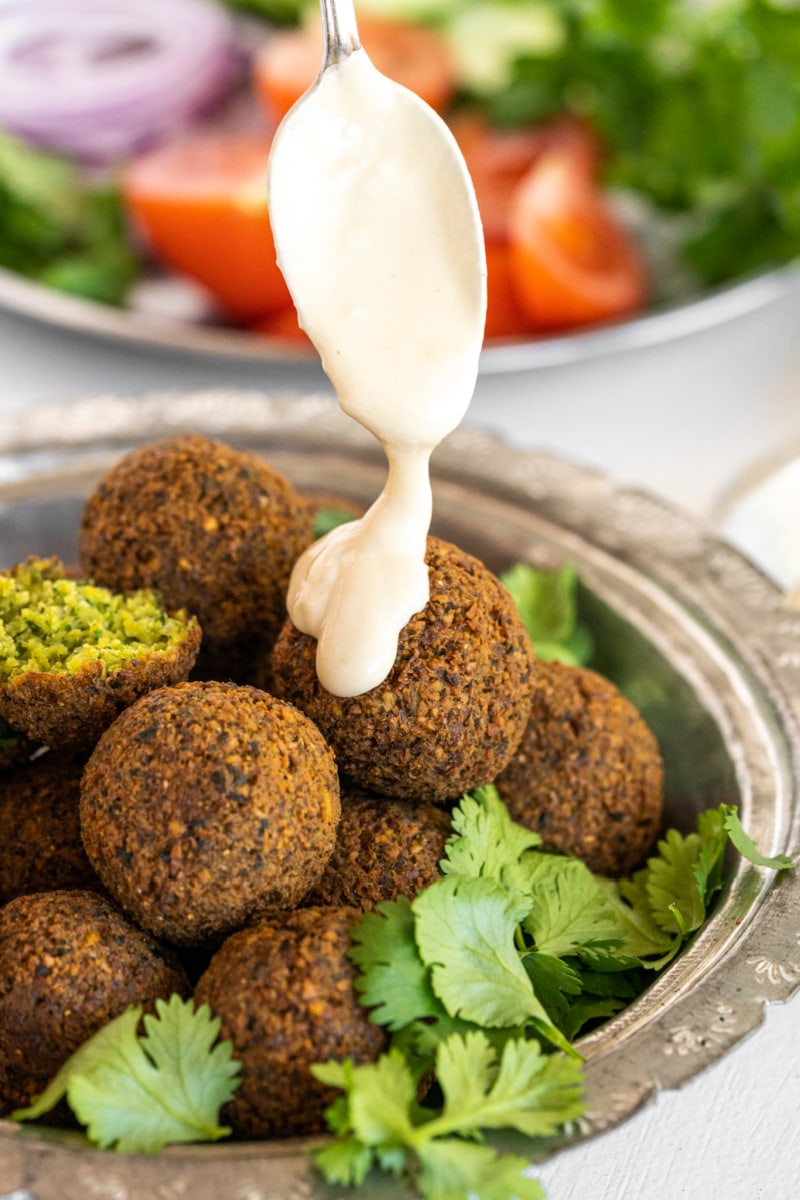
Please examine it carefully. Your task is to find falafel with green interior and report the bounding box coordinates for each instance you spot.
[80,680,341,947]
[272,536,536,803]
[0,888,189,1115]
[0,557,200,749]
[77,435,313,684]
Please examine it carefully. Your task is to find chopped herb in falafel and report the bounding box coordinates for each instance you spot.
[0,557,193,681]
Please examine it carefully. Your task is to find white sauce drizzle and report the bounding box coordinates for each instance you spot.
[268,48,486,697]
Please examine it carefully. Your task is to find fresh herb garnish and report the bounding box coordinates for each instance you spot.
[456,0,800,288]
[313,504,357,539]
[314,786,792,1198]
[312,1033,585,1200]
[500,562,593,667]
[0,131,138,305]
[13,995,241,1152]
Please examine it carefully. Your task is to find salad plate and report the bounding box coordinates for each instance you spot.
[2,261,800,376]
[0,391,798,1199]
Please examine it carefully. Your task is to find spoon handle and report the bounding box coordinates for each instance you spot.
[320,0,361,67]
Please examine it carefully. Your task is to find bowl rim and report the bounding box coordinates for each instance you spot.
[1,262,799,376]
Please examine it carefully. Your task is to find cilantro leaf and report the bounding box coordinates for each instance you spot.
[412,875,541,1028]
[522,952,582,1025]
[722,805,794,871]
[312,505,356,540]
[522,856,624,958]
[643,827,710,936]
[432,1031,585,1140]
[14,996,240,1153]
[314,1032,582,1200]
[500,562,593,667]
[443,785,542,901]
[349,898,444,1030]
[417,1140,545,1200]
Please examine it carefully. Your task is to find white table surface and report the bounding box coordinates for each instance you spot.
[1,292,800,1200]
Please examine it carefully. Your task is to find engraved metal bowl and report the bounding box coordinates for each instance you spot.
[0,392,798,1200]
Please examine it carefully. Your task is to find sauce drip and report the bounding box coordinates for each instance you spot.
[268,47,486,696]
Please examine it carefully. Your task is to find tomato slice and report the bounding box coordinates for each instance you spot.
[484,240,531,340]
[507,149,647,331]
[254,16,457,123]
[252,304,313,347]
[451,112,601,243]
[122,135,291,320]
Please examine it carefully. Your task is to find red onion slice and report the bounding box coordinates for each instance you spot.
[0,0,242,163]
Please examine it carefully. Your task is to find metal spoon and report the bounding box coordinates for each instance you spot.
[266,0,487,440]
[319,0,360,66]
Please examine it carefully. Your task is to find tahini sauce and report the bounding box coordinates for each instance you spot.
[268,48,486,697]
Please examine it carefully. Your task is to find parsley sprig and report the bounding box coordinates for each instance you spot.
[314,786,792,1198]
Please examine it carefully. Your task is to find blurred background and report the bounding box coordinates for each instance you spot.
[1,0,800,564]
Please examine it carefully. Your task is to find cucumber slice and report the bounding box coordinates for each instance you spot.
[445,2,565,93]
[355,0,464,21]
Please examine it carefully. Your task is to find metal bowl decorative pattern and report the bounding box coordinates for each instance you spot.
[0,392,798,1200]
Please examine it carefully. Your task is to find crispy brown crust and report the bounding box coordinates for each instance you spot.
[495,660,664,876]
[307,788,451,910]
[0,752,98,904]
[0,889,188,1115]
[272,537,535,802]
[0,618,201,751]
[80,681,341,947]
[77,435,313,681]
[194,906,387,1138]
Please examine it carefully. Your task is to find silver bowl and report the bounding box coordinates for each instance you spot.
[1,392,799,1200]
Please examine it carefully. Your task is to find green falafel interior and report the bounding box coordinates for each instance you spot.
[0,558,197,681]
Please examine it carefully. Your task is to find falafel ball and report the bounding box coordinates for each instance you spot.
[307,788,451,910]
[0,557,201,750]
[194,906,387,1138]
[77,435,313,683]
[272,536,535,803]
[0,889,188,1115]
[0,752,98,905]
[494,660,664,876]
[80,681,340,947]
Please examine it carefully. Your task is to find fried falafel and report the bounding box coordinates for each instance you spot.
[308,788,451,910]
[77,435,313,683]
[272,536,535,803]
[80,681,340,947]
[494,659,664,876]
[0,752,97,905]
[0,557,200,750]
[193,905,387,1138]
[0,888,188,1115]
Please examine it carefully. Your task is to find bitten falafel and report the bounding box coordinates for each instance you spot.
[0,752,98,904]
[494,660,664,876]
[0,889,188,1115]
[272,536,535,803]
[77,435,313,683]
[80,681,340,947]
[0,557,201,750]
[193,906,387,1138]
[307,788,451,910]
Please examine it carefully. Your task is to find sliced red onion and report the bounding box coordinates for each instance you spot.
[0,0,242,163]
